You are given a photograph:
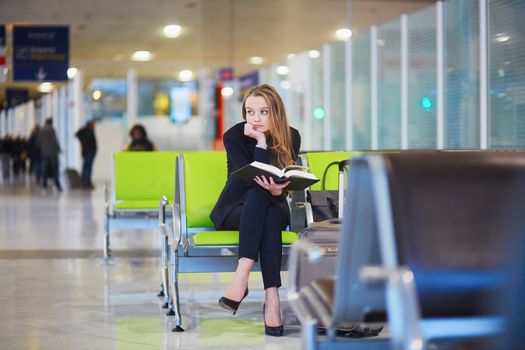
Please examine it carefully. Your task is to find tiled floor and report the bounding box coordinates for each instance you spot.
[0,177,302,350]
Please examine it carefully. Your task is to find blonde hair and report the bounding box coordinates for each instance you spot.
[242,84,294,168]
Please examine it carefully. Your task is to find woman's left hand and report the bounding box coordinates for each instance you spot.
[254,176,290,196]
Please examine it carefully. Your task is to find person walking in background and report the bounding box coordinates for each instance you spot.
[27,124,41,184]
[37,118,62,191]
[126,124,156,151]
[76,120,97,189]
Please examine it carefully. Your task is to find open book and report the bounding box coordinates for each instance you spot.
[232,161,319,191]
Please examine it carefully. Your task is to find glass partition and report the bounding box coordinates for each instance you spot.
[310,49,324,150]
[444,0,480,148]
[489,0,525,148]
[352,30,372,150]
[329,41,346,150]
[377,19,402,149]
[408,5,437,149]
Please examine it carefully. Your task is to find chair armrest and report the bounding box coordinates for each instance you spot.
[170,202,183,248]
[104,181,113,216]
[295,201,314,227]
[290,189,307,232]
[159,196,169,236]
[360,266,423,350]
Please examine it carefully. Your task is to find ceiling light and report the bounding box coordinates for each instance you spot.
[280,81,290,90]
[221,87,234,98]
[287,53,296,60]
[248,56,263,65]
[308,50,320,59]
[92,90,102,100]
[494,33,510,43]
[163,24,182,38]
[276,65,289,75]
[67,67,78,79]
[38,82,53,93]
[132,50,153,61]
[179,69,193,81]
[336,28,352,41]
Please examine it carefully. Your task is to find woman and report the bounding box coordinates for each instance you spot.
[126,124,156,151]
[210,84,301,336]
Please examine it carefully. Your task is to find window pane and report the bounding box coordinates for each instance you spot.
[445,0,480,148]
[408,5,437,149]
[352,30,372,150]
[89,79,126,120]
[378,19,401,149]
[310,50,324,150]
[489,0,525,148]
[329,42,346,150]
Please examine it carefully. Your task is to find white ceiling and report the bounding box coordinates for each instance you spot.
[0,0,433,99]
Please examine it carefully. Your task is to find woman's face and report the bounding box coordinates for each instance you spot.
[132,129,144,140]
[245,95,270,132]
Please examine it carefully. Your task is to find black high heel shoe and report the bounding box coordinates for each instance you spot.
[263,304,284,337]
[218,288,249,315]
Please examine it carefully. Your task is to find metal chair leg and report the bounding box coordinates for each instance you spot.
[161,236,171,309]
[159,197,170,303]
[157,283,164,298]
[302,319,318,350]
[104,213,111,261]
[163,241,171,303]
[166,244,176,316]
[170,248,184,332]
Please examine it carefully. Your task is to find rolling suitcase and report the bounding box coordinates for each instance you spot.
[297,159,350,288]
[64,168,82,189]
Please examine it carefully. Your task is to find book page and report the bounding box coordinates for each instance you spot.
[283,164,308,172]
[251,161,284,177]
[284,169,318,180]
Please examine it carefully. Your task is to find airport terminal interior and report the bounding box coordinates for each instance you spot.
[1,0,525,349]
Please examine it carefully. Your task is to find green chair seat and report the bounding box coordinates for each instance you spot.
[192,230,299,246]
[305,151,361,191]
[115,199,174,210]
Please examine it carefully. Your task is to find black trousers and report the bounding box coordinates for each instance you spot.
[221,186,288,290]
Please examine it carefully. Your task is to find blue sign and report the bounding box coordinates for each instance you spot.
[0,25,6,67]
[13,26,69,82]
[0,25,5,47]
[216,67,234,82]
[239,71,259,90]
[239,71,259,101]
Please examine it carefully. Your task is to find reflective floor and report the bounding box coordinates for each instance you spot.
[0,177,302,350]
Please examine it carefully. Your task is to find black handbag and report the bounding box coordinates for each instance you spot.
[307,160,349,222]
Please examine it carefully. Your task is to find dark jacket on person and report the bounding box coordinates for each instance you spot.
[210,121,301,230]
[36,125,60,156]
[76,126,97,156]
[27,131,41,159]
[127,139,155,151]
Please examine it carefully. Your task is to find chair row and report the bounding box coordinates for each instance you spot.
[287,151,525,349]
[103,149,355,331]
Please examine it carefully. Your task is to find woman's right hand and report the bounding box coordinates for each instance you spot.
[244,123,266,146]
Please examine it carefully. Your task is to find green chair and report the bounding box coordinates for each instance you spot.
[104,151,181,255]
[163,151,299,332]
[105,151,182,306]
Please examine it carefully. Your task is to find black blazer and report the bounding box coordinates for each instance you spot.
[210,122,301,230]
